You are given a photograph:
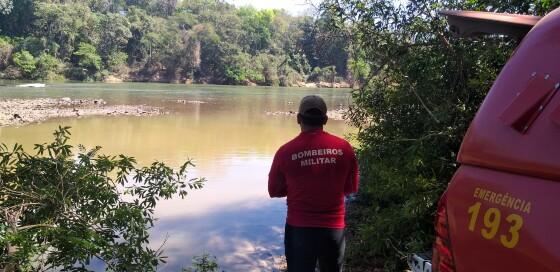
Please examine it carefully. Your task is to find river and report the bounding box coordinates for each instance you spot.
[0,83,354,271]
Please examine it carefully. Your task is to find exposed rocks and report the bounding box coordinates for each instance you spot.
[176,99,207,104]
[265,109,347,121]
[0,98,163,127]
[103,75,124,83]
[295,81,351,88]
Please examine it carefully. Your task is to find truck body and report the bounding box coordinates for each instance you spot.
[416,7,560,272]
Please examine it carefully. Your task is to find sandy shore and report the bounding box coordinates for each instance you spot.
[0,98,163,127]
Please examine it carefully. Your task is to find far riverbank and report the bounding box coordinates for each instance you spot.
[103,74,354,89]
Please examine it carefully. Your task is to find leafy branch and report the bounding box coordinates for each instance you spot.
[0,126,204,272]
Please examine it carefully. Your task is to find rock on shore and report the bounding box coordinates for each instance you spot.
[0,98,163,127]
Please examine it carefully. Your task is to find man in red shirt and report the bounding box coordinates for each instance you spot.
[268,95,359,272]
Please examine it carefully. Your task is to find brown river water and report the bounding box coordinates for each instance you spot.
[0,83,354,271]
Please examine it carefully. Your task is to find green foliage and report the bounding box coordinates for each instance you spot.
[182,253,220,272]
[308,66,336,83]
[254,53,280,86]
[0,0,34,36]
[279,65,305,87]
[0,0,12,15]
[16,36,45,57]
[73,42,102,75]
[34,53,62,80]
[34,2,99,61]
[347,55,370,87]
[0,36,12,69]
[148,0,178,17]
[12,50,35,77]
[321,0,560,270]
[224,52,264,84]
[299,16,349,76]
[107,51,129,72]
[236,7,274,53]
[0,127,204,271]
[98,13,132,62]
[0,0,350,85]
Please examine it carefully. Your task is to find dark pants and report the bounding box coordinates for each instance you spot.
[284,224,346,272]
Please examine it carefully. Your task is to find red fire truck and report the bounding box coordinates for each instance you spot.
[409,8,560,272]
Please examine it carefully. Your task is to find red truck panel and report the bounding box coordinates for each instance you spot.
[447,165,560,271]
[458,8,560,181]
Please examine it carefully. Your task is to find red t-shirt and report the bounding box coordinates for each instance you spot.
[268,128,359,229]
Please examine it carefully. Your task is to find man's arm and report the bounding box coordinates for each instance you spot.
[344,145,359,195]
[268,149,287,198]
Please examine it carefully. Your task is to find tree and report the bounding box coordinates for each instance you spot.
[12,50,36,77]
[0,0,33,36]
[74,42,102,72]
[298,15,348,77]
[126,6,157,63]
[193,23,225,82]
[223,51,263,85]
[125,0,153,10]
[149,0,178,17]
[236,7,275,54]
[254,53,279,86]
[0,0,12,15]
[107,51,128,72]
[34,53,62,80]
[0,37,12,69]
[321,0,560,270]
[33,2,100,60]
[0,0,350,85]
[0,127,204,271]
[97,13,132,64]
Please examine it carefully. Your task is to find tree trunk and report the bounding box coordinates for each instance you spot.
[331,67,335,88]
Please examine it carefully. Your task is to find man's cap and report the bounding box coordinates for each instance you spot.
[298,95,327,116]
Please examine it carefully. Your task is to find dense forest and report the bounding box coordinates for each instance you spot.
[0,0,351,87]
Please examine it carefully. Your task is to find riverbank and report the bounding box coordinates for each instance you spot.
[0,98,163,127]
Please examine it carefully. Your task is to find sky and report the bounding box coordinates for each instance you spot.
[225,0,321,15]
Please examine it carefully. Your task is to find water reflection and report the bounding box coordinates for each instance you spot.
[152,198,286,271]
[0,83,353,271]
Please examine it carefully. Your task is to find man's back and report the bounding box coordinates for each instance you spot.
[268,128,358,228]
[268,95,359,272]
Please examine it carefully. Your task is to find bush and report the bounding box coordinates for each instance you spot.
[73,42,102,72]
[0,127,205,271]
[307,66,335,83]
[18,36,46,57]
[0,65,21,79]
[107,51,129,72]
[11,50,35,77]
[0,36,13,69]
[34,53,63,80]
[279,65,304,87]
[224,52,264,85]
[255,53,279,86]
[70,42,103,80]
